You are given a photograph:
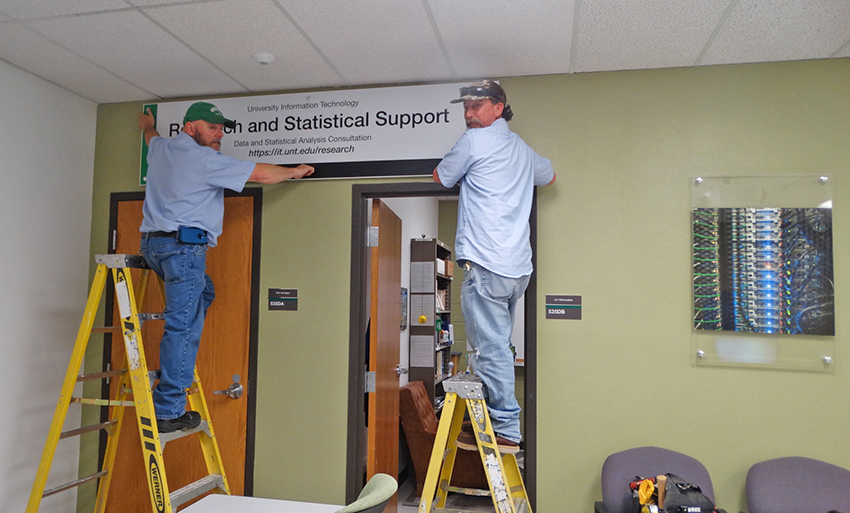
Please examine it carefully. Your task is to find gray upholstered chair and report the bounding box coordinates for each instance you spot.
[594,446,719,513]
[335,473,398,513]
[745,456,850,513]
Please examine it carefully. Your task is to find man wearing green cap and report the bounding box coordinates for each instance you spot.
[138,101,313,432]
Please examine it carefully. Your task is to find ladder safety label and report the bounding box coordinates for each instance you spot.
[115,272,133,319]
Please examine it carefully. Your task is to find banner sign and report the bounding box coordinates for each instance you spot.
[141,82,471,184]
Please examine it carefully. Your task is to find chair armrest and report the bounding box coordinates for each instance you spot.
[594,501,608,513]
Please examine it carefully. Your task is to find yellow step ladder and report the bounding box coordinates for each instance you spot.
[418,373,531,513]
[26,254,230,513]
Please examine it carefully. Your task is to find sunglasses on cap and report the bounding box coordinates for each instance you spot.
[459,86,504,101]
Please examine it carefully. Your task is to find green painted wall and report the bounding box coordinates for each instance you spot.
[84,57,850,512]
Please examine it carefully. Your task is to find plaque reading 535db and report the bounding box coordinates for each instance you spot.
[545,295,581,320]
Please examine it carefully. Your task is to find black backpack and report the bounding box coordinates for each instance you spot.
[629,473,717,513]
[661,473,716,513]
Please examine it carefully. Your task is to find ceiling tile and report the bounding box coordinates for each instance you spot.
[0,0,127,20]
[0,22,151,102]
[278,0,453,85]
[575,0,729,72]
[429,0,574,79]
[702,0,850,65]
[0,0,845,104]
[126,0,190,6]
[144,0,342,92]
[26,9,246,99]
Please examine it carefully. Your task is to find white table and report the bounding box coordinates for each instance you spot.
[181,494,344,512]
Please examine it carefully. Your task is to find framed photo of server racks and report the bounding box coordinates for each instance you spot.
[691,175,834,371]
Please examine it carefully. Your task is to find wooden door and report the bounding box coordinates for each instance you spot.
[367,199,402,512]
[105,194,255,511]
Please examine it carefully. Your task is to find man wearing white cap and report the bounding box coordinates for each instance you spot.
[434,80,555,453]
[138,102,313,432]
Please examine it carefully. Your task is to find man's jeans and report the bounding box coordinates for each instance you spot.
[460,261,530,443]
[140,236,214,420]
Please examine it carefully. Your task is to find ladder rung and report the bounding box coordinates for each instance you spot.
[42,470,108,498]
[71,397,135,407]
[77,369,126,382]
[91,326,121,334]
[160,420,210,446]
[169,474,225,508]
[447,485,490,496]
[60,420,118,439]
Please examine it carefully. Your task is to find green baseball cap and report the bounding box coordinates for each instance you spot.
[183,101,236,129]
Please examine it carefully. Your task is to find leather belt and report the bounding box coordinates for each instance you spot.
[144,231,177,238]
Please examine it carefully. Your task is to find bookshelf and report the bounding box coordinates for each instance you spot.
[408,238,454,408]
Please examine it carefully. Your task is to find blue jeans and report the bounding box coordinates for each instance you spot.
[460,261,530,443]
[140,236,214,420]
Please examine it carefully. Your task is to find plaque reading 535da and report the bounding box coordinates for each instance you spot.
[545,295,581,320]
[269,288,298,311]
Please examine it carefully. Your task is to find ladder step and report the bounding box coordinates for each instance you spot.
[42,470,108,498]
[159,420,210,446]
[77,369,126,382]
[169,474,225,508]
[447,485,491,497]
[94,254,149,269]
[91,326,121,334]
[71,397,135,407]
[139,313,164,322]
[60,420,118,439]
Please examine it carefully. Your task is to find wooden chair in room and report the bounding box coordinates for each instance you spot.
[398,380,488,498]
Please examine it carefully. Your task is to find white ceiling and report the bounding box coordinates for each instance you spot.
[0,0,848,104]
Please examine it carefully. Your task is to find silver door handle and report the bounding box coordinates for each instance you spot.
[213,374,243,399]
[396,364,408,376]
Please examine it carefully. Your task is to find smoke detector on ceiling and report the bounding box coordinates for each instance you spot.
[252,52,275,65]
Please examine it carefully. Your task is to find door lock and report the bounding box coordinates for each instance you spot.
[213,374,243,400]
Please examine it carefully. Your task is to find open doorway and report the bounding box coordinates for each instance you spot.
[346,182,539,508]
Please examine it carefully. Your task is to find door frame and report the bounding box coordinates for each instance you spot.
[346,182,539,506]
[102,188,264,495]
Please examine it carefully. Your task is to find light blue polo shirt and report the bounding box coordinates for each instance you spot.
[140,132,255,247]
[436,118,554,278]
